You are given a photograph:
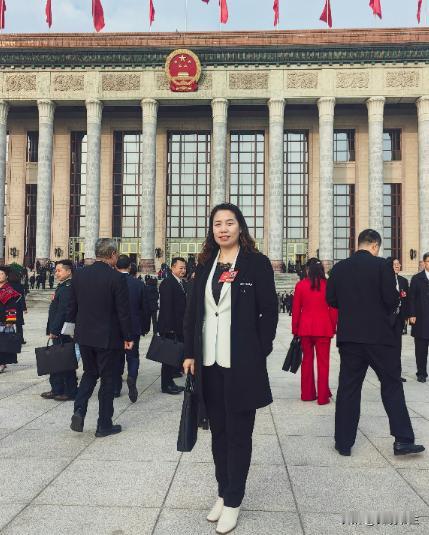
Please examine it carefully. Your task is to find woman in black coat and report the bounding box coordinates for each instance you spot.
[0,266,22,372]
[183,203,278,534]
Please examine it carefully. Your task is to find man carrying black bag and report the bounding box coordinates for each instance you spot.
[40,260,77,402]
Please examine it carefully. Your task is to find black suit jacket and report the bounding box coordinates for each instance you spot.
[409,270,429,339]
[119,273,150,339]
[326,250,399,346]
[47,278,72,336]
[67,261,132,349]
[184,250,278,415]
[157,275,187,339]
[397,274,409,323]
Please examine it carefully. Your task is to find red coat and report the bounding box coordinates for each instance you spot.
[292,278,338,338]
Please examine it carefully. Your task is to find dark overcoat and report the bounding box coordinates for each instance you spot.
[409,270,429,339]
[183,249,278,421]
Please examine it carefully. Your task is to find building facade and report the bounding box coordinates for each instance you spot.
[0,29,428,272]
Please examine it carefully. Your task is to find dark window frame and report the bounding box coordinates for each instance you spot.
[26,131,39,163]
[24,184,37,267]
[383,129,401,162]
[69,132,87,238]
[333,184,356,263]
[383,183,402,262]
[333,129,356,162]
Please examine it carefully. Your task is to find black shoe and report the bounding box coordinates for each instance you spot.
[161,384,185,395]
[70,410,85,433]
[95,424,122,438]
[172,371,183,379]
[393,442,425,456]
[127,376,138,403]
[335,444,351,456]
[401,377,407,382]
[417,376,427,383]
[21,340,27,345]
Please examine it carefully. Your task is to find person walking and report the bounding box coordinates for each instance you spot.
[392,258,409,382]
[327,229,424,457]
[114,254,150,402]
[157,257,188,395]
[292,258,337,405]
[48,271,55,290]
[0,267,22,373]
[29,272,36,290]
[183,203,278,534]
[41,260,77,401]
[67,239,133,437]
[145,276,159,334]
[409,252,429,383]
[8,268,27,345]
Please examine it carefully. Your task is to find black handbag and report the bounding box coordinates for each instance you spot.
[146,334,184,368]
[35,338,78,377]
[282,336,303,374]
[177,373,198,452]
[0,331,22,354]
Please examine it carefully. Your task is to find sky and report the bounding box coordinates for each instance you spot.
[0,0,427,34]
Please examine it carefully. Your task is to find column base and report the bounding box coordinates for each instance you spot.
[271,260,284,273]
[84,258,96,266]
[321,260,333,274]
[139,258,155,274]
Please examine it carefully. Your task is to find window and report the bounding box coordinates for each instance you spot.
[26,132,38,163]
[284,131,309,241]
[24,184,37,267]
[69,132,87,238]
[166,132,211,239]
[334,184,355,262]
[230,132,264,239]
[383,130,401,161]
[384,183,402,261]
[334,130,355,162]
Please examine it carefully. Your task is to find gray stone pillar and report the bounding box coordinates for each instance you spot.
[140,98,158,273]
[0,101,8,264]
[84,99,103,263]
[268,98,285,272]
[36,99,55,264]
[317,97,336,271]
[366,96,385,253]
[417,96,429,264]
[211,98,229,208]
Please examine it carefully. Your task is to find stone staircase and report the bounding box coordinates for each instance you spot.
[274,273,299,293]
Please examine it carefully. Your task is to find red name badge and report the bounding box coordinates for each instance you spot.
[218,270,239,283]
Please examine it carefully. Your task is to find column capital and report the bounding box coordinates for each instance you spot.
[417,96,429,120]
[268,98,285,122]
[141,98,159,122]
[37,99,55,123]
[85,98,103,123]
[317,97,335,119]
[0,101,9,125]
[366,96,385,118]
[211,98,229,122]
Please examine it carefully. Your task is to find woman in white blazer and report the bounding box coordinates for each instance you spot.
[183,203,278,534]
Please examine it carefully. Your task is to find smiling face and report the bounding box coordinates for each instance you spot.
[212,209,240,249]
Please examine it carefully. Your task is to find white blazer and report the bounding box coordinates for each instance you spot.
[202,252,232,368]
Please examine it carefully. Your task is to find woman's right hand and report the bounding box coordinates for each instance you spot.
[183,358,195,375]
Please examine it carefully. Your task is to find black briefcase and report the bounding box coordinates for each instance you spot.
[35,338,78,377]
[177,373,198,452]
[0,332,22,354]
[282,336,303,374]
[146,334,184,368]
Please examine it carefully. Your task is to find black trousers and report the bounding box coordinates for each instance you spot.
[49,336,78,397]
[160,333,183,390]
[394,317,405,376]
[74,345,118,430]
[335,343,414,449]
[203,363,256,508]
[414,338,429,378]
[114,337,141,393]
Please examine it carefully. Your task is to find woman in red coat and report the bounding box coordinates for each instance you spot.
[292,258,338,405]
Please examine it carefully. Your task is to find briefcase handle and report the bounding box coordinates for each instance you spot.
[185,372,195,393]
[46,335,67,348]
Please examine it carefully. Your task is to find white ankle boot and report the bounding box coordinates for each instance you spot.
[216,506,240,534]
[207,497,224,522]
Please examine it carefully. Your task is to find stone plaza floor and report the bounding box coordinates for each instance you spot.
[1,297,429,534]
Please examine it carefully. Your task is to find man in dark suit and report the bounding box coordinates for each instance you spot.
[67,238,133,437]
[393,258,409,382]
[409,252,429,382]
[327,229,424,457]
[157,257,187,395]
[115,254,150,402]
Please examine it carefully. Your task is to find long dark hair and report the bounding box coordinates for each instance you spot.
[306,257,325,291]
[198,203,257,265]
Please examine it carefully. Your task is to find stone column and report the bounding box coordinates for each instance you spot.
[417,96,429,265]
[317,97,336,271]
[366,96,385,252]
[0,101,9,264]
[211,98,229,208]
[268,98,285,272]
[140,98,158,273]
[36,99,55,265]
[84,99,103,263]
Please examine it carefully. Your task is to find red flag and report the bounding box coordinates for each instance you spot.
[219,0,228,24]
[202,0,209,3]
[0,0,6,30]
[417,0,423,23]
[92,0,105,32]
[45,0,52,28]
[319,0,332,28]
[369,0,382,19]
[149,0,155,26]
[273,0,279,27]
